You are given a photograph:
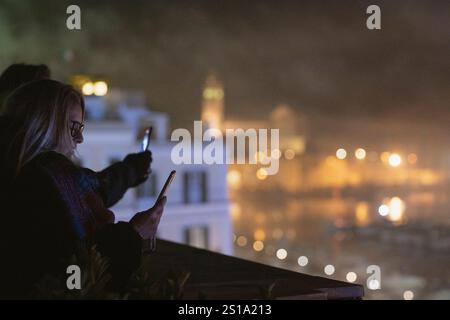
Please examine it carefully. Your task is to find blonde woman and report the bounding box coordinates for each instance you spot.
[0,63,152,209]
[0,80,166,297]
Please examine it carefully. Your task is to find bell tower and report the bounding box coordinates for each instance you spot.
[201,74,224,132]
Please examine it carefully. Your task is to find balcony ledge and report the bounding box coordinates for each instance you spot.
[147,240,364,300]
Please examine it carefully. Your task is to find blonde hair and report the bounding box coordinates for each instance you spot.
[3,79,84,177]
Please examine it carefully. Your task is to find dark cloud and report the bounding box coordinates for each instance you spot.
[1,0,449,129]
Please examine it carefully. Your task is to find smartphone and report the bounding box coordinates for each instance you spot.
[141,126,153,152]
[157,170,176,201]
[146,170,176,253]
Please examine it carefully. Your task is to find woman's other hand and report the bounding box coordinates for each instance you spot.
[123,150,152,186]
[129,196,166,240]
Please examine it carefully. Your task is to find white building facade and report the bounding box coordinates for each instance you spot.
[77,95,233,255]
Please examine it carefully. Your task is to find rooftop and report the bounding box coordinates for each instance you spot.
[147,240,364,300]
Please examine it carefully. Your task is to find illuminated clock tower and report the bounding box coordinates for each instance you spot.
[201,74,224,132]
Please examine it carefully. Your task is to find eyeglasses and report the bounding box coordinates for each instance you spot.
[70,120,85,138]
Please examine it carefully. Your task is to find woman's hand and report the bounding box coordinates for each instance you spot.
[129,196,166,240]
[123,150,152,186]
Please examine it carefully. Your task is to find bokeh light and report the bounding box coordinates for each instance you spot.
[355,148,366,160]
[336,148,347,160]
[324,264,335,275]
[276,248,288,260]
[297,256,309,267]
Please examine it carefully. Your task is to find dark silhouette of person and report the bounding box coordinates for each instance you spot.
[0,80,166,298]
[0,64,162,297]
[0,63,151,208]
[0,64,51,111]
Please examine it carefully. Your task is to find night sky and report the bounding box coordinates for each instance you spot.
[0,0,449,129]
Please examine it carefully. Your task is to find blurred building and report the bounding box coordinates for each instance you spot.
[300,114,448,191]
[198,74,449,196]
[76,88,233,255]
[200,74,307,193]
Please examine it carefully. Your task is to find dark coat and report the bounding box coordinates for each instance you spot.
[0,117,144,298]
